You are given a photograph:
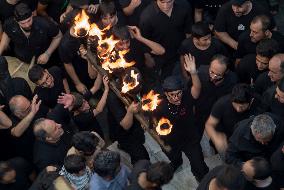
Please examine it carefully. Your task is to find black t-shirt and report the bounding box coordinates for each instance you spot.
[106,91,145,145]
[210,94,258,138]
[237,54,267,84]
[245,181,279,190]
[178,37,228,67]
[197,165,224,190]
[270,141,284,188]
[3,16,59,63]
[236,31,284,59]
[254,71,273,95]
[38,0,68,23]
[34,66,65,109]
[59,31,94,88]
[194,0,228,18]
[0,157,32,190]
[139,0,192,65]
[195,65,238,127]
[214,1,271,41]
[119,0,151,26]
[259,85,284,119]
[153,90,199,147]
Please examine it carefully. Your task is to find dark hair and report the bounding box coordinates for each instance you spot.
[71,131,99,154]
[191,22,211,39]
[94,151,120,178]
[251,15,272,31]
[112,25,131,41]
[0,161,13,181]
[14,3,32,22]
[28,65,45,83]
[277,77,284,92]
[216,165,245,190]
[33,118,48,141]
[70,92,84,111]
[30,168,59,190]
[231,84,253,104]
[251,157,272,180]
[98,1,116,18]
[211,54,230,68]
[64,155,86,174]
[146,162,174,186]
[256,38,279,59]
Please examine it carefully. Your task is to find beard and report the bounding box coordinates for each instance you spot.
[21,26,32,32]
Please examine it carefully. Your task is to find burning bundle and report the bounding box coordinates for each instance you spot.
[141,90,162,111]
[156,118,173,136]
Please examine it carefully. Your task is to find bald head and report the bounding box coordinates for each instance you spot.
[9,95,31,119]
[268,54,284,82]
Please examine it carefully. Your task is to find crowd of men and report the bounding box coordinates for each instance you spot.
[0,0,283,189]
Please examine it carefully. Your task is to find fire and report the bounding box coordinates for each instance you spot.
[142,90,162,111]
[97,35,119,60]
[89,23,105,41]
[121,70,140,93]
[156,117,173,136]
[74,10,90,37]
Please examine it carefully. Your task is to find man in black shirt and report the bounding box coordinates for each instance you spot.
[235,15,284,63]
[154,54,209,181]
[179,22,227,81]
[254,53,284,95]
[197,165,245,190]
[0,3,62,66]
[270,141,284,189]
[225,113,284,168]
[205,84,259,156]
[195,54,238,137]
[258,77,284,119]
[214,0,271,50]
[236,38,279,84]
[37,0,68,23]
[139,0,192,78]
[33,104,72,172]
[28,65,68,109]
[127,160,174,190]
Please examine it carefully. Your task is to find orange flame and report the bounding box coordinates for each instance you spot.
[156,117,173,136]
[142,90,162,111]
[121,70,140,93]
[74,10,90,37]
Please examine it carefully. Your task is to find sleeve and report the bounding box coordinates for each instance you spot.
[59,42,74,64]
[183,2,193,34]
[139,9,153,39]
[47,104,71,126]
[235,33,247,59]
[119,0,130,8]
[214,6,227,32]
[215,38,229,57]
[256,86,274,113]
[210,97,225,120]
[45,19,60,38]
[194,0,204,9]
[107,93,126,124]
[178,38,191,55]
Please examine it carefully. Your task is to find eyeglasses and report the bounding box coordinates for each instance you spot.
[209,70,224,79]
[39,72,52,87]
[167,90,182,98]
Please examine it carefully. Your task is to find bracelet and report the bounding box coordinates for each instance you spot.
[189,70,198,75]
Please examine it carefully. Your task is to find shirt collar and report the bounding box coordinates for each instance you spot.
[153,0,177,14]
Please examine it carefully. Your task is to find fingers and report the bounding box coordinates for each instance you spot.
[0,105,5,109]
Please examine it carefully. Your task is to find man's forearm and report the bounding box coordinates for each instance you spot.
[93,89,109,115]
[45,31,63,55]
[0,110,12,129]
[122,3,137,16]
[0,32,10,55]
[90,74,102,94]
[138,37,165,55]
[64,63,81,85]
[215,31,238,50]
[120,111,134,130]
[190,72,201,99]
[11,114,34,137]
[194,8,203,23]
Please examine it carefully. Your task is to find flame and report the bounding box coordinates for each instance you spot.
[74,10,90,37]
[156,117,173,136]
[121,70,140,93]
[142,90,162,111]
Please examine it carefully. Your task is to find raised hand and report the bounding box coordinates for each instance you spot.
[184,53,197,74]
[127,101,140,114]
[57,93,74,110]
[128,26,143,40]
[130,0,141,8]
[30,95,41,116]
[102,75,109,90]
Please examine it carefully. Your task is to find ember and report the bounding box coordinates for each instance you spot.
[142,90,162,111]
[156,117,173,136]
[121,70,140,93]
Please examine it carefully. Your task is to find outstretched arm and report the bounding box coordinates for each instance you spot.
[93,76,109,116]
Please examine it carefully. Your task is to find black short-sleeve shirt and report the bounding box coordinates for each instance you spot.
[59,31,94,88]
[197,165,224,190]
[139,0,192,64]
[38,0,68,23]
[178,37,228,67]
[254,71,273,95]
[34,66,65,109]
[210,94,258,137]
[3,16,59,63]
[214,1,271,41]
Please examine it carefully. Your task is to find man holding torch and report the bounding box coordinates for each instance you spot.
[153,54,209,182]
